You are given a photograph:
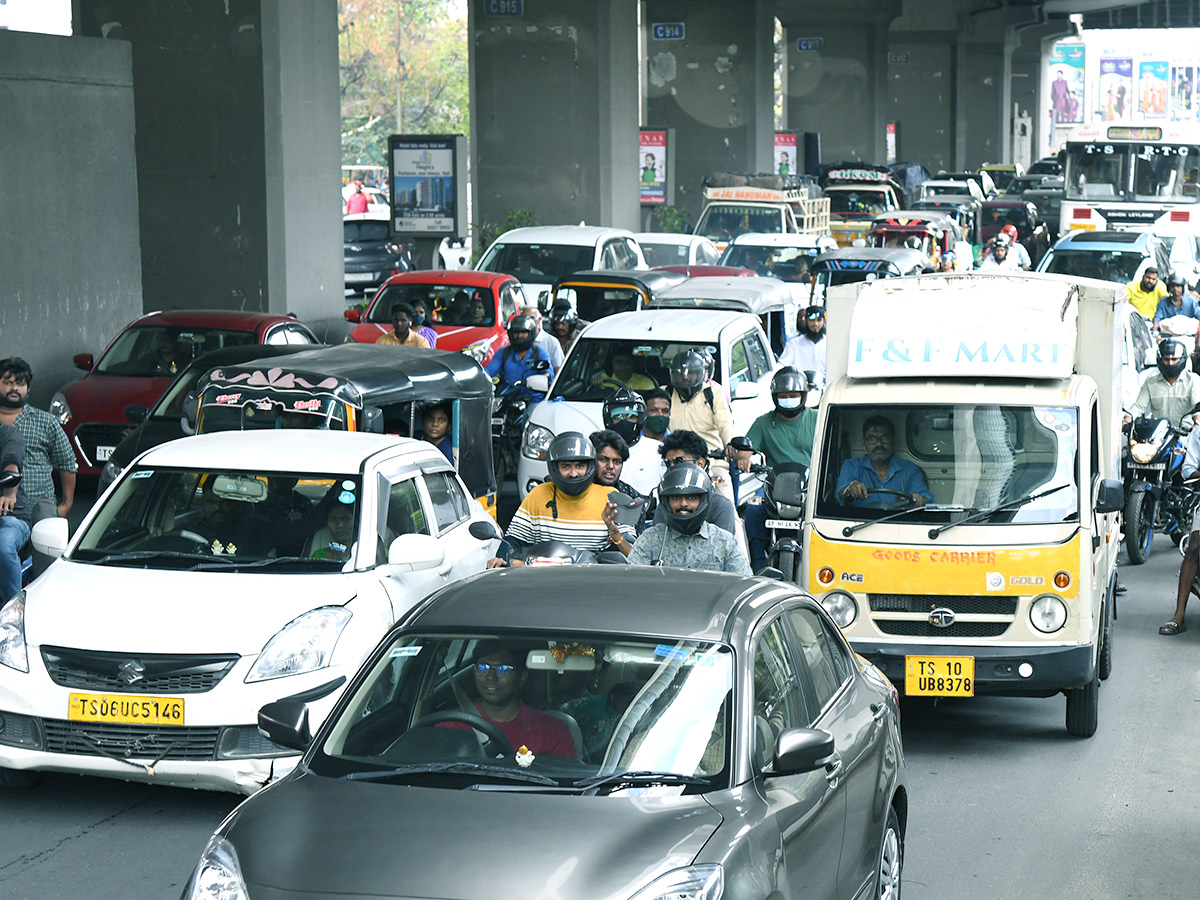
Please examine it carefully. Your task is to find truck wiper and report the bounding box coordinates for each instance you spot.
[927,484,1069,539]
[572,770,712,793]
[343,762,557,785]
[841,504,962,537]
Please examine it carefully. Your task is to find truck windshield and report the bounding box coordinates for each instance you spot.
[813,404,1079,525]
[827,189,891,217]
[695,205,784,241]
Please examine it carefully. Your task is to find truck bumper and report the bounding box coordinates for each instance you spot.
[852,641,1094,696]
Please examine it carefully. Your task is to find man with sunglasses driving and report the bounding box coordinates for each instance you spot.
[463,643,575,758]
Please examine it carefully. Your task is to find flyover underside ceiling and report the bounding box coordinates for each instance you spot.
[1077,1,1200,28]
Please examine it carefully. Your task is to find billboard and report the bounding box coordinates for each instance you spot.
[1139,61,1168,118]
[774,132,798,176]
[1099,57,1133,122]
[1049,44,1084,124]
[639,130,666,205]
[388,135,466,236]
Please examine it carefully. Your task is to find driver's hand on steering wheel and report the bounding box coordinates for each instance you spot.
[909,493,929,507]
[840,481,868,503]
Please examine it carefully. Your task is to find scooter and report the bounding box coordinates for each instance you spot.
[508,540,628,566]
[1123,413,1195,564]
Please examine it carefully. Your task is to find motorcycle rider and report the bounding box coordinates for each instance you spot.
[548,299,584,357]
[628,463,751,574]
[1163,426,1200,635]
[1124,337,1200,430]
[590,429,647,536]
[1153,273,1200,328]
[485,314,554,403]
[667,349,736,501]
[976,233,1021,272]
[736,368,817,571]
[653,430,740,537]
[778,306,827,390]
[603,387,660,497]
[488,432,635,567]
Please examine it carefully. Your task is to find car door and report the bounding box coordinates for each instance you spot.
[782,605,889,900]
[418,469,491,578]
[371,464,446,618]
[725,329,775,437]
[750,614,845,900]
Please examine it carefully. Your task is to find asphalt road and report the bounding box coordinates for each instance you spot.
[2,523,1198,899]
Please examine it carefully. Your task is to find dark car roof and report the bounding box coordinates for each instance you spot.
[982,199,1031,209]
[202,343,493,403]
[551,269,688,294]
[406,567,780,643]
[812,247,932,269]
[132,309,304,330]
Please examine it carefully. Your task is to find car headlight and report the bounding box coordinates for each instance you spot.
[1029,594,1067,633]
[99,459,124,490]
[183,835,249,900]
[49,392,72,426]
[522,424,554,460]
[628,865,723,900]
[819,591,858,629]
[0,593,28,673]
[245,606,352,682]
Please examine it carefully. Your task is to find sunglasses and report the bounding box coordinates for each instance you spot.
[666,456,700,467]
[474,663,517,677]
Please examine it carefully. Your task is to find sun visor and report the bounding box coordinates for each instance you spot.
[846,276,1080,379]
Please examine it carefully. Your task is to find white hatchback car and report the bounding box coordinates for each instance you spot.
[517,309,778,497]
[0,431,499,793]
[475,225,647,308]
[633,232,721,267]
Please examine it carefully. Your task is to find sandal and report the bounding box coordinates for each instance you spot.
[1159,620,1186,635]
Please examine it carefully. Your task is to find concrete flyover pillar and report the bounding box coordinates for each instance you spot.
[470,0,640,232]
[641,0,775,228]
[775,0,903,170]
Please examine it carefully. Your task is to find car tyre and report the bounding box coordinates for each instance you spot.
[876,805,903,900]
[0,767,45,789]
[1124,491,1153,565]
[1065,668,1099,738]
[1098,598,1113,682]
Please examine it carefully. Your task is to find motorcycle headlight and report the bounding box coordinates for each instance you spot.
[522,424,554,460]
[49,393,72,427]
[628,865,723,900]
[1029,594,1067,634]
[0,593,28,673]
[820,591,858,628]
[183,835,249,900]
[1129,441,1159,464]
[245,607,352,682]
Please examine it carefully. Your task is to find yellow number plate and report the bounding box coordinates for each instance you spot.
[68,693,185,726]
[904,656,975,697]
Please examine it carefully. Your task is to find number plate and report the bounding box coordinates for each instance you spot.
[68,692,185,726]
[94,445,115,462]
[764,518,801,530]
[904,656,975,697]
[345,272,375,283]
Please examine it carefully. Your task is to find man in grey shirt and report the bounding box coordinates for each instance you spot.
[652,430,739,535]
[631,464,750,574]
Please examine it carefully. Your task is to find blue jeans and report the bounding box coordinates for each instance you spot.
[0,516,31,604]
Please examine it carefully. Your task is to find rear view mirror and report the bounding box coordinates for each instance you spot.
[182,391,199,433]
[469,520,502,542]
[73,353,94,371]
[526,374,549,393]
[124,404,149,424]
[32,517,70,559]
[732,381,761,400]
[388,533,446,571]
[772,727,835,775]
[361,406,384,433]
[344,308,362,323]
[257,700,311,751]
[729,436,754,453]
[533,359,551,372]
[1094,478,1124,514]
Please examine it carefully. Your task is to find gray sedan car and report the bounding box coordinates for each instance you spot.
[182,567,907,900]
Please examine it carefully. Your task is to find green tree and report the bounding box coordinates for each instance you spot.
[340,0,469,168]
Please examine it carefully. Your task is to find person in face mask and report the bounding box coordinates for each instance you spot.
[409,299,438,348]
[602,388,658,497]
[738,368,818,571]
[0,358,76,523]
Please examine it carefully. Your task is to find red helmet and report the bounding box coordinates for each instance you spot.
[1001,224,1019,240]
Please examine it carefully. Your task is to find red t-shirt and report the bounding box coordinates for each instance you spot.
[346,192,370,214]
[445,703,575,757]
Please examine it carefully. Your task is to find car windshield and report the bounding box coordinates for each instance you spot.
[984,169,1017,191]
[368,282,497,327]
[982,206,1031,230]
[95,327,256,376]
[1039,248,1145,282]
[551,338,717,401]
[812,403,1080,524]
[344,220,391,242]
[719,244,819,281]
[695,205,784,241]
[71,466,363,567]
[827,189,891,217]
[310,632,734,791]
[477,243,594,283]
[639,241,690,267]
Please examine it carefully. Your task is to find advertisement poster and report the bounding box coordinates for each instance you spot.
[1098,57,1133,121]
[1172,65,1194,120]
[639,130,666,205]
[1049,43,1085,124]
[774,133,798,177]
[1139,61,1169,117]
[390,137,456,233]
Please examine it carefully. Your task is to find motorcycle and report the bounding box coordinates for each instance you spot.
[508,539,628,566]
[491,359,550,484]
[1123,413,1197,564]
[729,437,807,582]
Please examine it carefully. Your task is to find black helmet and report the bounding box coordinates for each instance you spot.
[1166,272,1186,289]
[603,387,646,446]
[547,432,596,496]
[658,463,712,535]
[770,366,810,417]
[1157,337,1188,379]
[506,314,537,353]
[549,300,579,332]
[670,350,707,402]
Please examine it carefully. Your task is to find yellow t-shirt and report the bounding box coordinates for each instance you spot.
[376,331,431,348]
[1126,280,1167,319]
[505,481,633,552]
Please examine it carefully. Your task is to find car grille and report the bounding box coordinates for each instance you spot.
[42,720,220,760]
[41,647,239,694]
[875,620,1011,638]
[868,594,1019,616]
[73,422,134,468]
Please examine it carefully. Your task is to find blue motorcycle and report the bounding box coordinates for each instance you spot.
[1123,414,1194,564]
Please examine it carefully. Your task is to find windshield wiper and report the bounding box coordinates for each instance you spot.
[84,550,211,567]
[186,555,340,572]
[841,503,961,537]
[343,762,557,785]
[927,484,1070,539]
[572,770,712,793]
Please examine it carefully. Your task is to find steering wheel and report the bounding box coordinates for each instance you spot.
[866,488,916,508]
[413,710,515,757]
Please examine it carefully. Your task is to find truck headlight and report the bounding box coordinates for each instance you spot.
[820,591,858,628]
[245,607,351,682]
[0,593,29,673]
[49,393,72,426]
[628,865,723,900]
[1029,594,1067,633]
[183,835,249,900]
[522,424,554,460]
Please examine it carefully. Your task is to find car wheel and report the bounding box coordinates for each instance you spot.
[876,806,903,900]
[1065,667,1099,738]
[1098,598,1113,682]
[0,767,45,789]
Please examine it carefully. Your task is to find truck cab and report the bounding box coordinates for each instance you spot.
[694,173,830,252]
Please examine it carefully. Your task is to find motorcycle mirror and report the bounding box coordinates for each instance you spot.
[729,436,754,453]
[534,359,551,372]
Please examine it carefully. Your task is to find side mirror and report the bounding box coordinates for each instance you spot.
[257,700,311,752]
[388,532,446,571]
[772,727,835,775]
[124,404,149,424]
[1094,477,1124,514]
[526,374,549,393]
[732,381,761,400]
[729,436,755,453]
[361,406,385,433]
[343,308,362,323]
[0,471,20,490]
[31,517,70,559]
[73,353,94,371]
[182,392,199,432]
[469,520,502,542]
[533,359,551,372]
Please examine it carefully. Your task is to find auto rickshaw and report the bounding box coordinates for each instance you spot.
[642,275,797,356]
[547,269,687,321]
[866,210,968,270]
[189,344,498,517]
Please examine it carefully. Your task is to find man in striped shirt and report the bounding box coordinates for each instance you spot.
[0,358,76,521]
[488,433,635,566]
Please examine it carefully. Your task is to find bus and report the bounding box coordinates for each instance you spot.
[1060,125,1200,235]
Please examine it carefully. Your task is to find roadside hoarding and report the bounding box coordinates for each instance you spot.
[388,134,467,238]
[640,130,666,205]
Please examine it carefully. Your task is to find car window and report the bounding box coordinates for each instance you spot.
[375,475,429,565]
[285,324,316,345]
[783,608,850,716]
[263,327,290,346]
[423,471,470,533]
[728,340,751,390]
[499,283,520,322]
[745,332,772,380]
[752,619,805,769]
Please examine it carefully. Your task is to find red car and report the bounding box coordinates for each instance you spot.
[51,310,319,478]
[344,269,528,365]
